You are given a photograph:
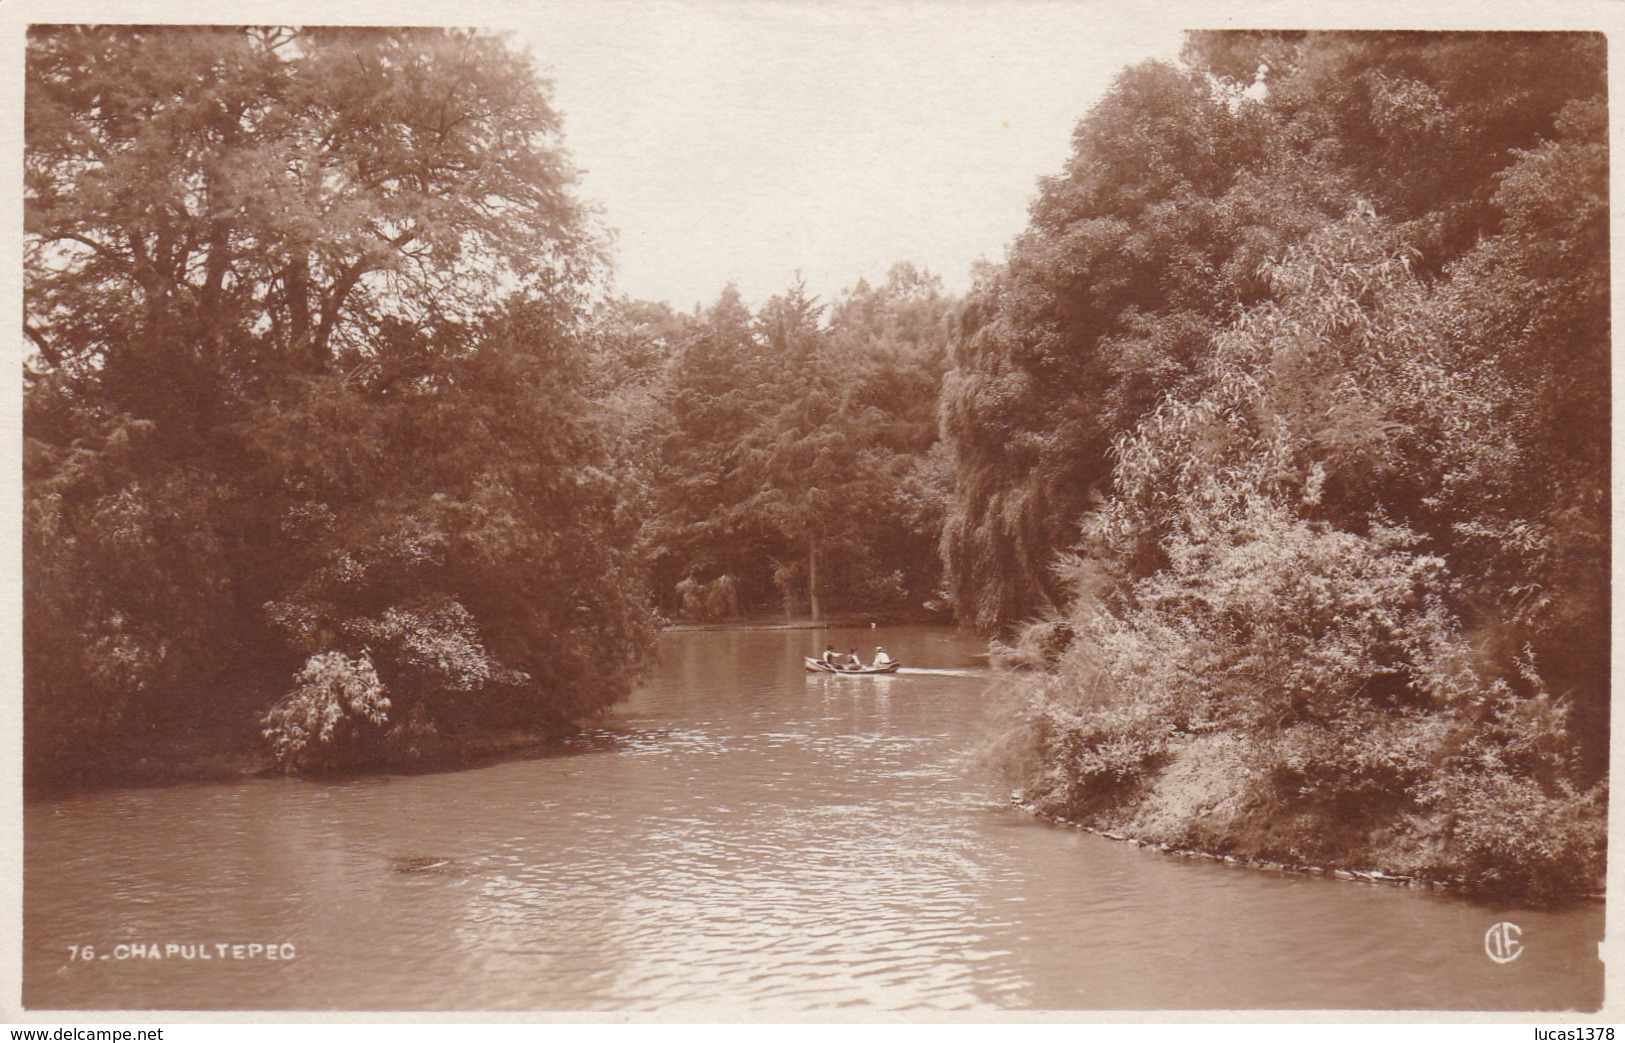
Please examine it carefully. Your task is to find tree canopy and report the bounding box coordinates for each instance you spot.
[25,26,651,784]
[966,31,1608,898]
[610,265,955,624]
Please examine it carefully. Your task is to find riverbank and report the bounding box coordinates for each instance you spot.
[1015,798,1608,905]
[664,611,949,632]
[31,624,1605,1012]
[29,614,926,798]
[1003,727,1607,905]
[25,713,588,800]
[1012,793,1438,887]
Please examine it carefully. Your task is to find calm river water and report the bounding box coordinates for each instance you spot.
[25,626,1604,1012]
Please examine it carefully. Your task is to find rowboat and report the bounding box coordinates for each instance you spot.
[803,656,900,675]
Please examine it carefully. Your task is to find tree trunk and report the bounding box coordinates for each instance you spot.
[808,538,822,622]
[284,250,316,367]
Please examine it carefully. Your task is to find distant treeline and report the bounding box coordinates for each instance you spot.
[588,266,954,625]
[23,26,1611,898]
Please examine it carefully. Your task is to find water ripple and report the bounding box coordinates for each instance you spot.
[23,627,1608,1012]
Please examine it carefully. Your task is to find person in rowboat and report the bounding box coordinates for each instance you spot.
[821,644,841,666]
[845,648,863,670]
[873,646,894,668]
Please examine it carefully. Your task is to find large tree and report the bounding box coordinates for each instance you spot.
[26,26,591,403]
[25,26,652,784]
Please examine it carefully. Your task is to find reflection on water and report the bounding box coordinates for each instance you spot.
[25,627,1605,1011]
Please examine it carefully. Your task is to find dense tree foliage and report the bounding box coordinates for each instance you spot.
[963,32,1607,898]
[24,23,1606,899]
[944,32,1605,639]
[25,26,652,784]
[616,265,955,623]
[941,57,1346,632]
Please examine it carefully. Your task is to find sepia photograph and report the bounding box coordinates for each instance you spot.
[8,0,1616,1021]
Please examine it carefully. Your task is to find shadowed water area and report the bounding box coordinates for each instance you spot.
[25,627,1604,1012]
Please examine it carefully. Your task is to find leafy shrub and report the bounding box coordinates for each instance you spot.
[996,209,1605,898]
[261,651,391,772]
[1431,774,1605,902]
[676,574,741,622]
[1411,680,1608,900]
[351,598,524,693]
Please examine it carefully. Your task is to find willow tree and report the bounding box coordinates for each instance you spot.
[939,58,1343,634]
[25,26,651,783]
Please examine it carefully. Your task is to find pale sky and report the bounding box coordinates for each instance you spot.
[510,2,1189,311]
[7,0,1616,312]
